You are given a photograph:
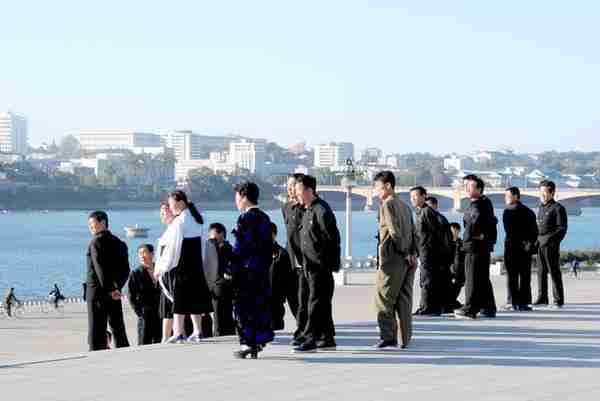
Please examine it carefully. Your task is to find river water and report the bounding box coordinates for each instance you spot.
[1,208,599,298]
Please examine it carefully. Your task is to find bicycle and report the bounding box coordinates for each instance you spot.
[0,302,24,318]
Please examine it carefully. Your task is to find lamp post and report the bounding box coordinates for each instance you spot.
[341,159,356,262]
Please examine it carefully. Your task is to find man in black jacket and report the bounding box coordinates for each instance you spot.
[86,211,130,351]
[455,175,498,320]
[535,180,568,307]
[128,244,162,345]
[503,187,539,311]
[270,223,298,331]
[208,223,236,336]
[281,174,304,343]
[411,187,445,316]
[293,175,341,353]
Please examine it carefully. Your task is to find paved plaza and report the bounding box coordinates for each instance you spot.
[1,274,599,401]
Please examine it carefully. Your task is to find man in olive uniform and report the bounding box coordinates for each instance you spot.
[373,171,417,349]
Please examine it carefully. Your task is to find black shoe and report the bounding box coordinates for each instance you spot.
[316,339,337,350]
[533,299,549,306]
[454,309,477,320]
[291,337,305,347]
[374,340,398,349]
[292,341,318,353]
[414,309,442,317]
[552,303,564,309]
[480,310,496,318]
[233,347,258,359]
[519,305,533,312]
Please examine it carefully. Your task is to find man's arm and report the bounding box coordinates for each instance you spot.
[318,207,341,270]
[90,239,117,292]
[127,272,142,316]
[546,205,568,244]
[382,201,405,254]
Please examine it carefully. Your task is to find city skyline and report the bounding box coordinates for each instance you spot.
[2,1,600,153]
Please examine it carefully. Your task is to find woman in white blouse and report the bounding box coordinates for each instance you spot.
[155,190,218,344]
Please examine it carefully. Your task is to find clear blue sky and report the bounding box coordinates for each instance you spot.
[1,1,600,154]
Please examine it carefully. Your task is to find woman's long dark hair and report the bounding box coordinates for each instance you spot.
[168,190,204,225]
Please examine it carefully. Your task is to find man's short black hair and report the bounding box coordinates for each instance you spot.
[425,196,438,206]
[463,174,485,194]
[410,186,427,196]
[89,210,109,228]
[506,186,521,199]
[138,243,154,254]
[450,222,461,231]
[209,223,227,238]
[234,181,260,205]
[373,171,396,189]
[270,222,278,236]
[539,180,556,194]
[296,174,317,193]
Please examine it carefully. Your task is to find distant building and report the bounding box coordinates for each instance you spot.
[444,155,474,171]
[384,154,400,168]
[161,130,242,162]
[288,142,307,154]
[229,139,266,176]
[76,130,162,152]
[360,147,383,165]
[0,111,28,155]
[0,153,24,163]
[314,142,354,169]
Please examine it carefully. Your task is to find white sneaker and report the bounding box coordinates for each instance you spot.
[187,333,203,343]
[166,334,187,344]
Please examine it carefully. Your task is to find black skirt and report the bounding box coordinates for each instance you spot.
[159,269,176,319]
[171,237,213,315]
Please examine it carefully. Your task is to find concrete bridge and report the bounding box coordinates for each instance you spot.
[317,185,600,212]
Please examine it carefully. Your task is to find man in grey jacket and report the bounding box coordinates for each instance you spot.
[373,171,417,349]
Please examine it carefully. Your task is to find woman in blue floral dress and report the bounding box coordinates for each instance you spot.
[230,182,275,359]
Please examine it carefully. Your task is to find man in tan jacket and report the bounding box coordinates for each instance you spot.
[373,171,417,349]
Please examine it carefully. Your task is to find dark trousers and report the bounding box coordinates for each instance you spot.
[505,246,532,307]
[272,269,300,331]
[537,244,564,305]
[87,294,130,351]
[463,250,497,315]
[137,311,162,345]
[295,269,310,340]
[212,285,236,336]
[302,269,335,344]
[418,263,442,313]
[449,262,466,308]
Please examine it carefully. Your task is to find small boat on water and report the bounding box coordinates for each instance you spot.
[124,225,150,238]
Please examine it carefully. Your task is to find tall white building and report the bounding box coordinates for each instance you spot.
[0,111,28,155]
[314,142,354,169]
[444,155,474,171]
[76,130,162,152]
[161,130,244,161]
[229,139,266,176]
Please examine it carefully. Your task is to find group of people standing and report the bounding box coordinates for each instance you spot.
[84,171,569,357]
[84,176,342,359]
[372,172,569,350]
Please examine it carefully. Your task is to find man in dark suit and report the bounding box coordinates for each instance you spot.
[86,210,130,351]
[208,223,236,336]
[128,244,162,345]
[503,187,539,311]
